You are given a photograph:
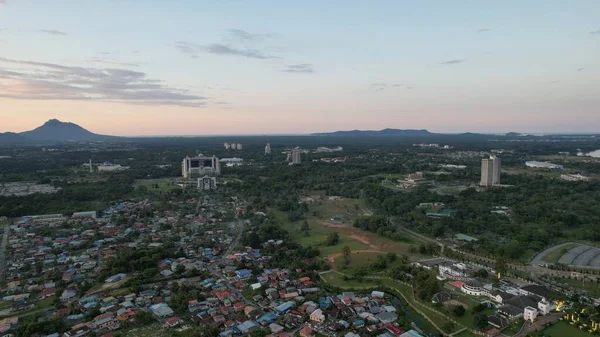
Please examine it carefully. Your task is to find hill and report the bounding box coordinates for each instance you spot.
[18,119,117,142]
[312,128,433,137]
[0,132,29,144]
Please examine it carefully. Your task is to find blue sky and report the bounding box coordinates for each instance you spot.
[1,0,599,135]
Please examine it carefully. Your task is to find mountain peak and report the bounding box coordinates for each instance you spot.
[18,119,116,142]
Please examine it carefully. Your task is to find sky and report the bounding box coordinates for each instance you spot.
[1,0,599,136]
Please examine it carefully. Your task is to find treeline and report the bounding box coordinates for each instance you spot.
[354,175,600,259]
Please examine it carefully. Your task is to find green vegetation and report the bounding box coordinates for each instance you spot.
[136,178,179,191]
[542,321,595,337]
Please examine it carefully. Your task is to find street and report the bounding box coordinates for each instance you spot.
[0,222,10,282]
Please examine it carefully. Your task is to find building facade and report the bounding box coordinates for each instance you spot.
[265,143,271,155]
[481,155,501,186]
[198,176,217,191]
[289,147,301,165]
[182,156,221,178]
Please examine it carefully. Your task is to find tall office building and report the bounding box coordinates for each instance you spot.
[182,155,221,178]
[265,143,271,155]
[480,155,501,186]
[290,147,302,165]
[491,155,501,185]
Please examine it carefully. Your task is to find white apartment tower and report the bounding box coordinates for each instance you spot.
[265,143,271,155]
[290,147,301,165]
[480,155,501,186]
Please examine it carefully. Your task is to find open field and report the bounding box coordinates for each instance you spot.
[135,178,179,191]
[319,271,378,288]
[542,321,595,337]
[273,195,426,261]
[543,244,578,263]
[125,324,172,337]
[334,251,385,271]
[332,250,424,273]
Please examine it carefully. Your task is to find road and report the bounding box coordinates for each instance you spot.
[0,222,10,282]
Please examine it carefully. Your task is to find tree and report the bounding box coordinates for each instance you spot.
[452,305,466,317]
[342,245,351,266]
[386,252,397,263]
[472,268,489,278]
[250,329,269,337]
[473,312,488,330]
[324,232,340,246]
[495,257,507,279]
[472,303,486,313]
[301,220,310,236]
[135,310,155,325]
[442,322,455,334]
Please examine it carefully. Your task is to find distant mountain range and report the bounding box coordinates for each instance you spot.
[0,119,118,144]
[311,128,434,137]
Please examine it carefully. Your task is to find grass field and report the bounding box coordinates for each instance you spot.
[136,179,179,191]
[319,271,379,288]
[543,321,595,337]
[125,324,172,337]
[36,297,55,309]
[542,244,578,263]
[273,195,426,265]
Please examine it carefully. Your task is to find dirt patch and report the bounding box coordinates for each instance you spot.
[444,299,468,309]
[348,233,380,250]
[321,221,349,228]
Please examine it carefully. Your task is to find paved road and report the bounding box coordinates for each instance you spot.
[531,242,577,266]
[0,222,10,282]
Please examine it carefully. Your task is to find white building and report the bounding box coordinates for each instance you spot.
[97,161,130,172]
[198,176,217,191]
[439,262,468,278]
[71,211,97,220]
[561,173,590,181]
[461,280,490,296]
[182,156,221,178]
[310,309,325,322]
[289,147,301,165]
[220,157,243,167]
[481,155,501,186]
[236,143,243,150]
[538,301,551,315]
[525,161,563,169]
[224,143,231,150]
[524,307,538,322]
[265,143,271,155]
[315,146,343,153]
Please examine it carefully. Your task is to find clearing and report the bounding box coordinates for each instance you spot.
[135,178,179,191]
[274,194,426,264]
